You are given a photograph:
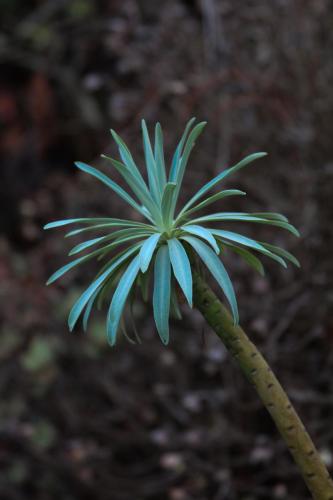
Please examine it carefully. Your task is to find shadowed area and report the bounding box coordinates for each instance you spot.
[0,1,332,499]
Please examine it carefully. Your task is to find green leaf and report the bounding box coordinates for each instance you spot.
[211,229,287,267]
[69,236,105,255]
[47,253,96,285]
[185,212,259,223]
[167,238,193,307]
[107,255,141,345]
[252,212,289,222]
[65,222,154,238]
[186,212,300,236]
[153,245,171,344]
[182,225,220,254]
[178,189,246,220]
[172,122,207,186]
[139,233,161,272]
[75,161,150,220]
[161,182,177,229]
[101,155,161,223]
[96,262,128,310]
[179,152,267,215]
[44,218,120,230]
[82,288,99,331]
[154,122,167,190]
[181,236,239,324]
[169,117,196,181]
[96,235,149,262]
[95,239,144,272]
[169,122,207,217]
[109,129,147,187]
[68,245,140,331]
[141,119,161,202]
[69,228,154,256]
[222,242,265,276]
[47,230,144,285]
[71,233,147,265]
[260,242,300,267]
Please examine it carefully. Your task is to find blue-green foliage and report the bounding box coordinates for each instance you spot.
[45,119,300,345]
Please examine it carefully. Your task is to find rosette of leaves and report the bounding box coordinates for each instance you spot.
[44,118,299,345]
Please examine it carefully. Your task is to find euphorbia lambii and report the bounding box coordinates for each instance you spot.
[45,119,333,499]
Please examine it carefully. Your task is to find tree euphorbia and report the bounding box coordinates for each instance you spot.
[45,119,333,499]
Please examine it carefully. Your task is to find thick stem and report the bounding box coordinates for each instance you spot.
[193,271,333,500]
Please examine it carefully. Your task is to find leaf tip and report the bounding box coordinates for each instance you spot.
[68,322,75,333]
[74,161,86,171]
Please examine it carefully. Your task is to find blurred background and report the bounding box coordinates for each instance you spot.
[0,1,332,499]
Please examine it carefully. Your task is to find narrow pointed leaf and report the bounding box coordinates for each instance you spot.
[153,245,171,344]
[69,230,152,257]
[47,233,144,285]
[142,120,161,202]
[96,239,146,263]
[260,242,300,267]
[96,261,129,310]
[222,242,265,276]
[167,238,193,307]
[169,122,207,216]
[181,236,239,324]
[75,161,149,219]
[139,233,161,272]
[101,155,160,222]
[161,182,177,228]
[44,218,119,230]
[186,212,300,236]
[178,189,246,220]
[68,245,140,331]
[169,117,196,181]
[47,253,96,285]
[179,152,267,215]
[182,225,220,254]
[69,237,105,256]
[69,269,111,331]
[109,129,146,185]
[107,256,141,345]
[252,212,289,222]
[154,122,167,190]
[66,222,154,238]
[82,288,99,332]
[211,229,287,267]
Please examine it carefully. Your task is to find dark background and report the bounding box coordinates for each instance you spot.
[0,1,332,499]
